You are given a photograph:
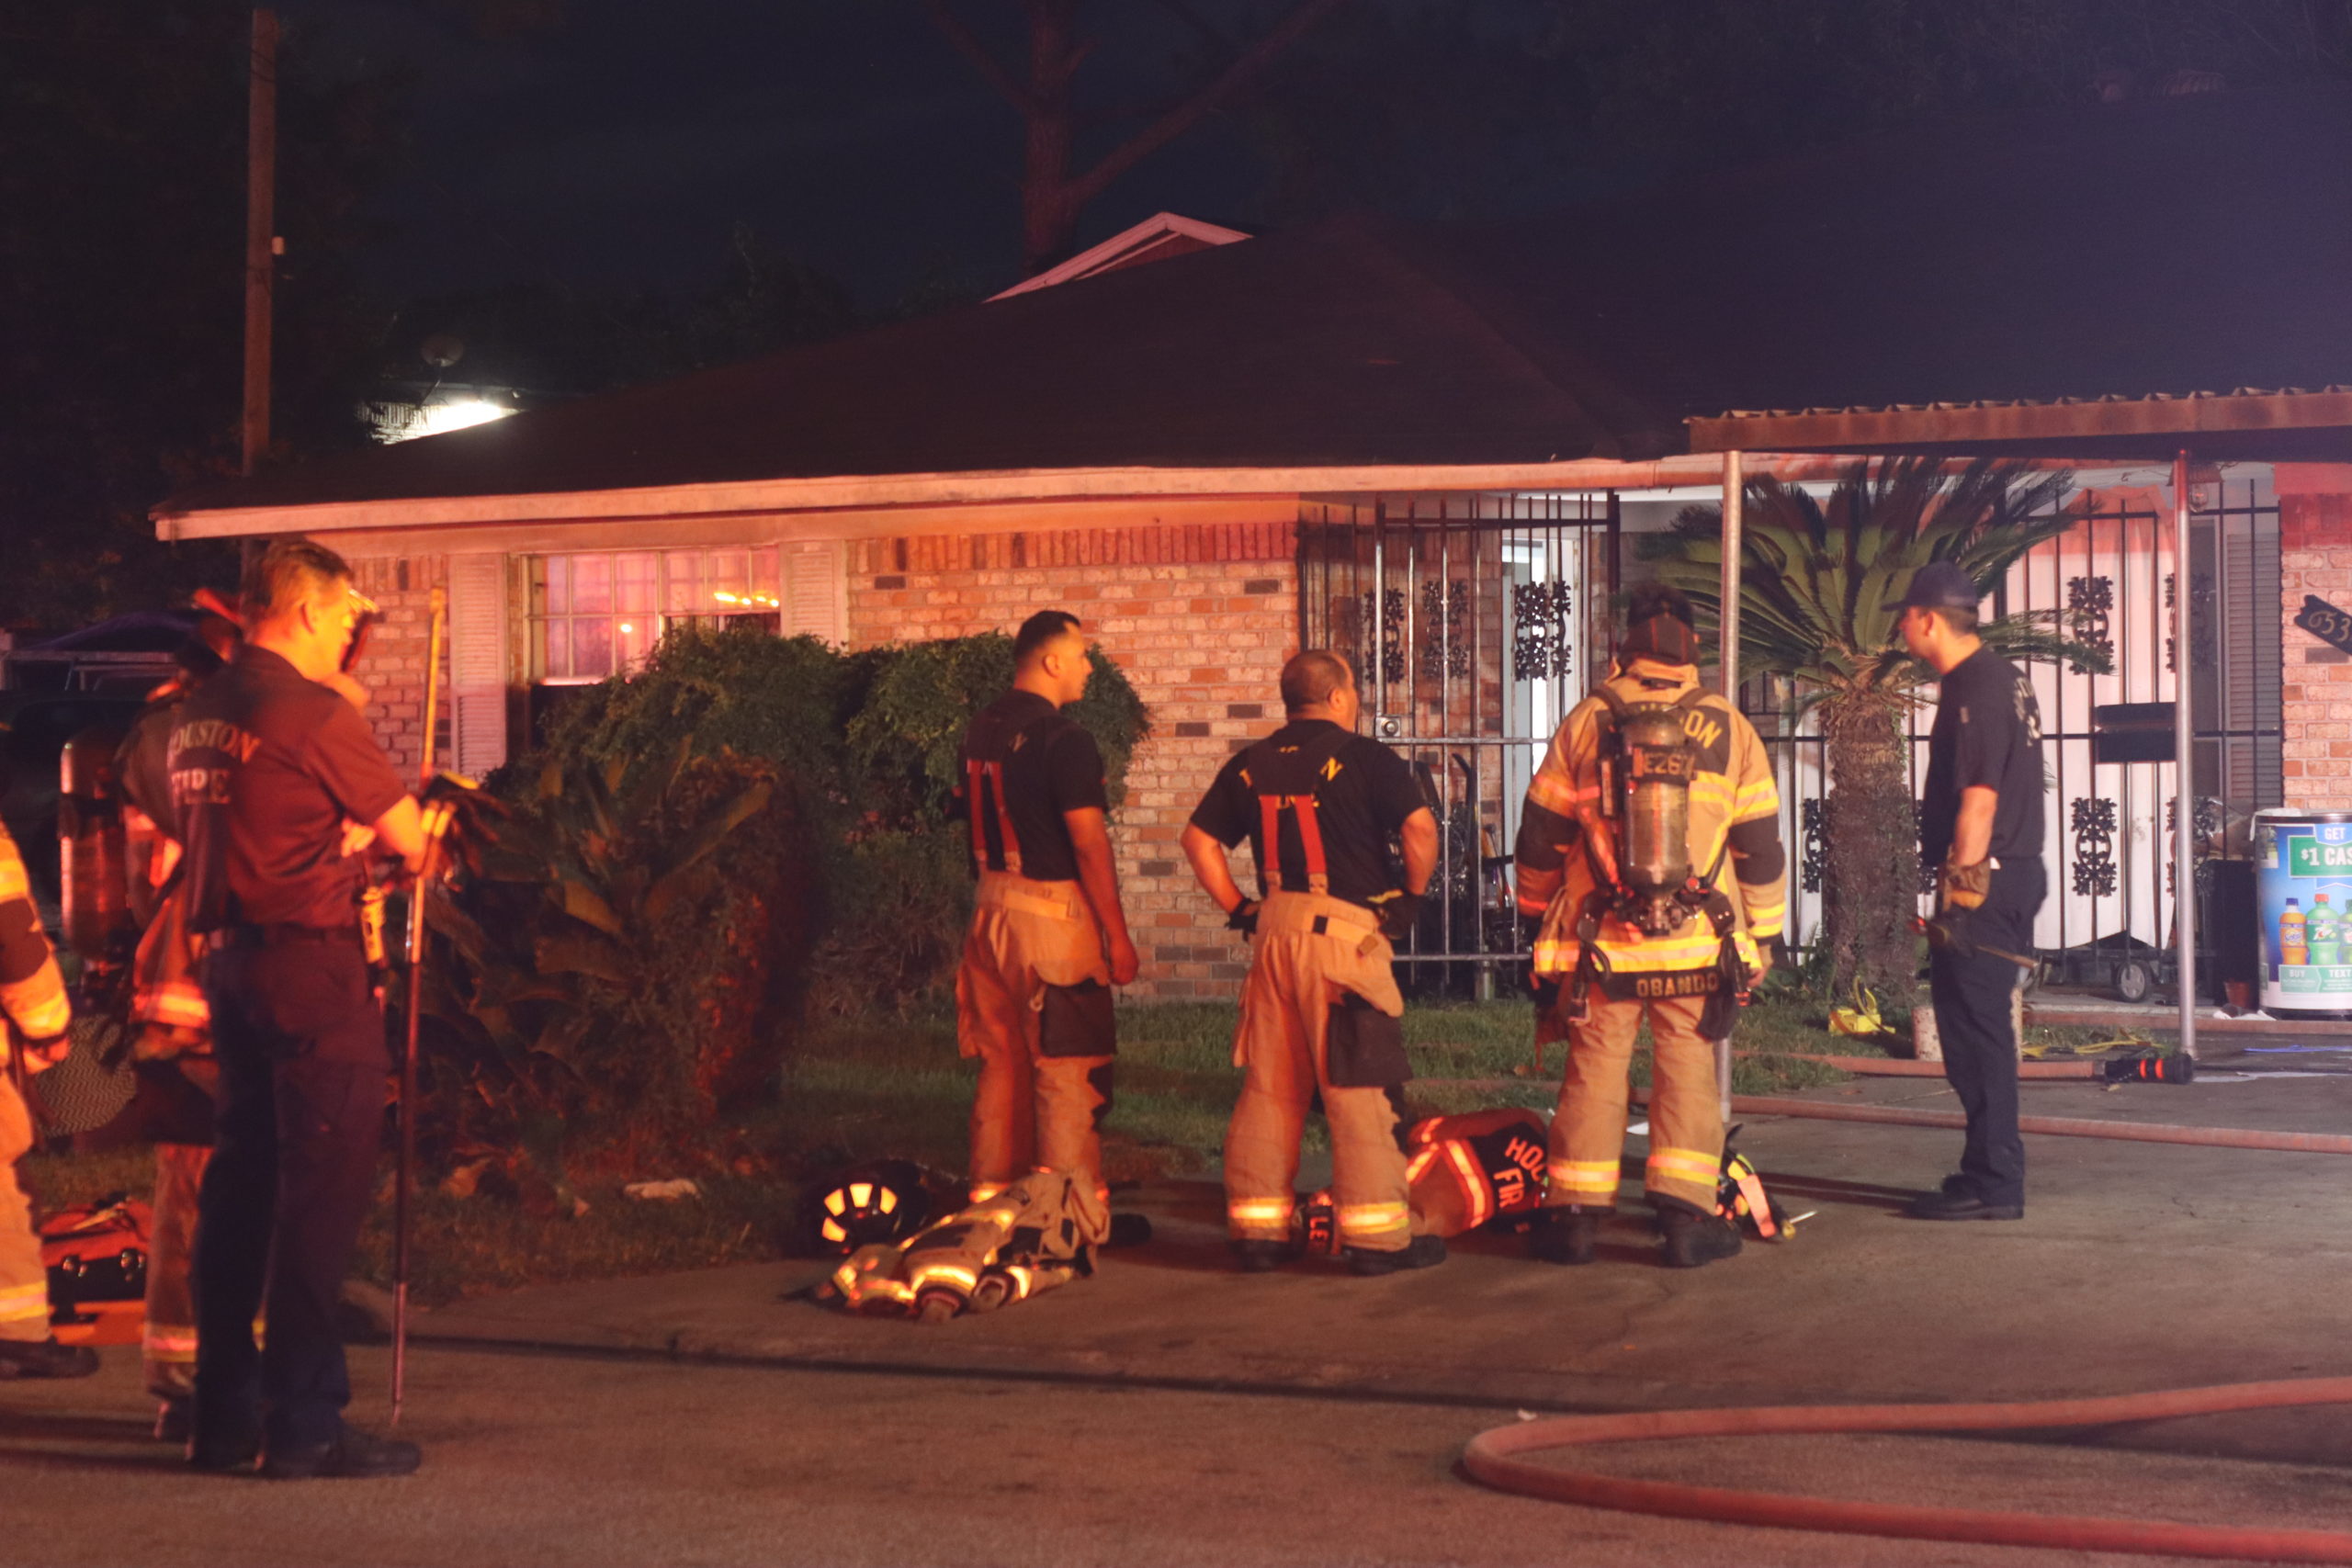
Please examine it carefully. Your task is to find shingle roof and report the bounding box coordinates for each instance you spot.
[163,84,2352,519]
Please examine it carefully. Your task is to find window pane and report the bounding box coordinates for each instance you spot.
[616,614,654,670]
[571,555,612,615]
[540,619,570,680]
[706,550,750,611]
[542,556,569,616]
[664,552,702,613]
[752,547,780,609]
[571,618,614,677]
[615,552,658,613]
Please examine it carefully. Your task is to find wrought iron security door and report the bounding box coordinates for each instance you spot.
[1758,478,2282,963]
[1297,494,1612,989]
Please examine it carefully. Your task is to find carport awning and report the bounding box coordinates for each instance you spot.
[1688,389,2352,464]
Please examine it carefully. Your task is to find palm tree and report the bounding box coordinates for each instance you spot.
[1645,457,2109,1007]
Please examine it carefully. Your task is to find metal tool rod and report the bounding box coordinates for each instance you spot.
[2172,451,2199,1059]
[390,584,447,1427]
[240,9,277,477]
[1718,450,1744,1118]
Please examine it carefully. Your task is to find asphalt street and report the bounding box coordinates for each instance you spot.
[6,1342,2349,1566]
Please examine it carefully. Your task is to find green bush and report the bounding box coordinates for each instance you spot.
[526,627,1150,1017]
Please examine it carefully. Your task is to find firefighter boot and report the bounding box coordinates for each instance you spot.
[1528,1205,1602,1266]
[0,1337,99,1379]
[1230,1238,1302,1273]
[1346,1235,1446,1277]
[1657,1208,1742,1269]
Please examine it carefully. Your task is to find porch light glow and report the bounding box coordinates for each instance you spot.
[410,400,514,438]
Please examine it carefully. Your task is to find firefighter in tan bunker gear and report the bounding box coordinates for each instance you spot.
[1182,650,1444,1276]
[0,819,98,1379]
[954,611,1138,1224]
[1514,585,1788,1269]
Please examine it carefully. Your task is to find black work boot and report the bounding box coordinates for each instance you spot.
[1528,1206,1604,1266]
[261,1424,422,1481]
[0,1337,98,1380]
[1230,1238,1301,1273]
[1346,1235,1446,1277]
[1658,1210,1742,1269]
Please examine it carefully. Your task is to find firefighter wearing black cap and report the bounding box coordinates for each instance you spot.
[953,610,1137,1223]
[1894,559,2046,1221]
[0,819,96,1380]
[1514,584,1786,1269]
[1181,649,1443,1276]
[174,538,426,1479]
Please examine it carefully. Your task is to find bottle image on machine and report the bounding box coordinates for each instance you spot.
[2281,897,2308,967]
[2309,893,2340,968]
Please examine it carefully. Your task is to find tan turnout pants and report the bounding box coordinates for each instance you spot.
[1546,989,1723,1215]
[1224,892,1414,1253]
[143,1142,209,1399]
[956,872,1114,1200]
[0,1069,51,1341]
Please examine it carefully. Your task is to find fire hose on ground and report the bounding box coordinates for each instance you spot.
[1445,1081,2352,1556]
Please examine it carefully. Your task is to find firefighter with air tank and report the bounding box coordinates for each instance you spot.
[1513,584,1788,1269]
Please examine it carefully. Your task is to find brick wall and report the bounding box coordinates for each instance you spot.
[345,554,451,780]
[847,520,1299,998]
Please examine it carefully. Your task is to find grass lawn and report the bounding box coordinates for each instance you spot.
[18,987,2120,1305]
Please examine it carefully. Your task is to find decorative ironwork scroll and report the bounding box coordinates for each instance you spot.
[2071,796,2118,898]
[1419,579,1470,681]
[2066,575,2114,668]
[1800,798,1826,894]
[1512,581,1572,682]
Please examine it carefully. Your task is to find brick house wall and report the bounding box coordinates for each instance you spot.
[846,519,1299,998]
[346,553,452,781]
[2282,489,2352,809]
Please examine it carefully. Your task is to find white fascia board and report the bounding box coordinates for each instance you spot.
[988,212,1252,301]
[153,457,1753,540]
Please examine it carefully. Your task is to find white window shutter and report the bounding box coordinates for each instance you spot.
[782,539,844,644]
[447,553,510,778]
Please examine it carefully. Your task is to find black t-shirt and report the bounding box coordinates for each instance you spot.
[1920,646,2046,868]
[173,647,406,931]
[955,691,1109,884]
[1189,719,1427,910]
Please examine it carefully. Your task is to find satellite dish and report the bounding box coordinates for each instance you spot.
[420,333,466,369]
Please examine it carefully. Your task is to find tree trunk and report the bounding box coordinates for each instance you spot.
[1020,0,1084,273]
[1819,694,1920,1010]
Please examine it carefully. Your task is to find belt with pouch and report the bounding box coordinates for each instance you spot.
[202,923,363,952]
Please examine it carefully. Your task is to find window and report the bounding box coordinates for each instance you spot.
[528,547,787,682]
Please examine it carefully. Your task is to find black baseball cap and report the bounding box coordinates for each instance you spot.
[1887,559,1984,612]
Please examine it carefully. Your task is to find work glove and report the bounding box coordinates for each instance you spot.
[1225,899,1261,937]
[1760,935,1789,974]
[1365,888,1424,944]
[1530,971,1561,1013]
[1917,908,1980,959]
[1937,857,1991,915]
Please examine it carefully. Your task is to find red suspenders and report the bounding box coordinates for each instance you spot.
[966,759,1025,876]
[1256,790,1331,896]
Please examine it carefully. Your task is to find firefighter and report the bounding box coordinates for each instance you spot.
[952,610,1138,1213]
[1514,584,1787,1269]
[1896,560,2045,1221]
[0,818,96,1379]
[112,617,239,1436]
[1181,649,1443,1275]
[175,539,427,1479]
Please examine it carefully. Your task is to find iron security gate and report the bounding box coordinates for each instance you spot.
[1762,477,2283,964]
[1297,494,1613,990]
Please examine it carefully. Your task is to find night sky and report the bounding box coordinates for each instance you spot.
[275,1,1282,305]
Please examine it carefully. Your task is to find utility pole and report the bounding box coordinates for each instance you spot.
[241,8,277,477]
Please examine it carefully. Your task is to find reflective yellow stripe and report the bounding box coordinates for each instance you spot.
[1731,776,1780,818]
[908,1261,978,1293]
[138,980,209,1030]
[1442,1142,1492,1230]
[1403,1147,1441,1182]
[1336,1201,1409,1238]
[0,964,69,1041]
[1547,1158,1621,1197]
[0,1280,51,1323]
[1227,1197,1294,1224]
[0,838,26,901]
[967,1183,1007,1202]
[1646,1146,1722,1186]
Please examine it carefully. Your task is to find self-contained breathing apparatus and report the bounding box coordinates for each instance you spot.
[1563,683,1751,1034]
